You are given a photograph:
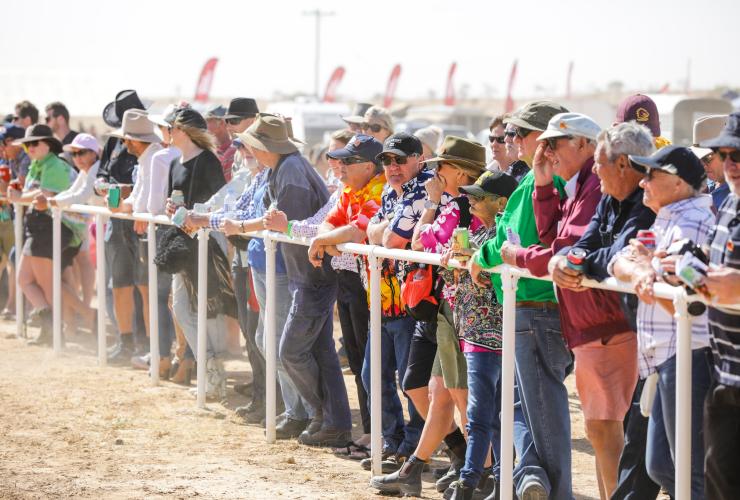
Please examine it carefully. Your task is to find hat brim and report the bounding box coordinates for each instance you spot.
[107,128,161,144]
[148,114,172,128]
[422,154,486,171]
[237,130,298,155]
[689,146,713,160]
[376,148,410,160]
[700,134,740,150]
[459,185,495,198]
[341,115,365,124]
[503,115,546,133]
[223,113,256,120]
[327,147,354,159]
[62,144,97,153]
[537,129,571,141]
[628,155,678,176]
[103,101,121,128]
[12,135,62,148]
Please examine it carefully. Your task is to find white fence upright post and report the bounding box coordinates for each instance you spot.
[147,221,159,385]
[500,266,519,500]
[264,235,278,443]
[95,214,107,365]
[368,250,382,476]
[673,290,693,500]
[196,228,209,408]
[52,207,62,353]
[13,203,24,338]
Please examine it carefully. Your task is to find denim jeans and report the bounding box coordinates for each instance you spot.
[279,281,352,431]
[461,351,502,487]
[361,315,422,456]
[171,273,227,361]
[233,265,265,402]
[646,348,712,499]
[513,306,572,499]
[252,269,308,421]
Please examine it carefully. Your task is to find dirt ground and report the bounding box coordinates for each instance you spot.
[0,319,608,500]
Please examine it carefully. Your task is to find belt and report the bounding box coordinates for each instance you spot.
[515,300,558,310]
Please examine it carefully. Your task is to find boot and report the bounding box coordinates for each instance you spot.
[206,357,226,400]
[369,454,426,496]
[158,357,172,380]
[171,358,194,385]
[444,480,474,500]
[27,308,53,346]
[436,454,465,492]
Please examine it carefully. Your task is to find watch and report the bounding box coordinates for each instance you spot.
[424,200,439,210]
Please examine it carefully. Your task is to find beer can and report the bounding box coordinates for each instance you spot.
[566,248,587,272]
[0,165,11,184]
[171,190,185,206]
[453,227,470,249]
[636,230,657,250]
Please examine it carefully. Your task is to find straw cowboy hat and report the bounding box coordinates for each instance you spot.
[107,109,161,143]
[236,113,298,154]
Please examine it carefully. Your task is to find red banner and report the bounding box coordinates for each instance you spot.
[323,66,345,103]
[383,64,402,108]
[444,62,457,106]
[194,57,219,103]
[504,59,518,113]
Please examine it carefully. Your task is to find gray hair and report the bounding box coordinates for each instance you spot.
[597,122,654,161]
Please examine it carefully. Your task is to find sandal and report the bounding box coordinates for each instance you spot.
[332,442,371,460]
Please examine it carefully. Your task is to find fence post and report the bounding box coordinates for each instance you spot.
[500,266,519,500]
[52,207,62,353]
[13,204,24,338]
[264,235,278,443]
[673,290,692,499]
[196,228,209,408]
[147,222,159,385]
[368,250,382,476]
[95,214,107,365]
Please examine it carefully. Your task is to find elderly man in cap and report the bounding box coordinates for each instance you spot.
[361,106,394,143]
[341,102,373,133]
[611,146,714,499]
[697,111,740,500]
[470,100,572,499]
[205,104,236,181]
[690,114,729,209]
[234,114,353,447]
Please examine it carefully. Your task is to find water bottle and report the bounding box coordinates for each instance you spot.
[223,189,237,216]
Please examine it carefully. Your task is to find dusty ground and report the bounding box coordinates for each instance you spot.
[0,319,608,500]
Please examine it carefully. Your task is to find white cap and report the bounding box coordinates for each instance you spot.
[62,133,100,154]
[538,112,602,142]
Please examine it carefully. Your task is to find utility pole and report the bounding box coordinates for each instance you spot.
[303,9,334,99]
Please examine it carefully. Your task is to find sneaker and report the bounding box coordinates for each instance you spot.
[302,414,323,436]
[521,479,547,500]
[131,352,151,370]
[436,456,464,492]
[275,417,309,439]
[369,455,426,496]
[297,428,352,448]
[444,480,474,500]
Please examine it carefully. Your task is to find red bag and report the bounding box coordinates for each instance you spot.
[401,263,441,322]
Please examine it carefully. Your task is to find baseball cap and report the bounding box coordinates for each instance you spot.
[504,101,569,132]
[615,94,660,137]
[459,170,519,199]
[690,114,729,159]
[205,104,228,120]
[327,134,383,163]
[377,132,423,159]
[364,106,393,131]
[62,133,100,154]
[0,124,25,142]
[538,112,602,142]
[628,145,706,190]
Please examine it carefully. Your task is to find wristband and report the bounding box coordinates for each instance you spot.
[287,220,294,237]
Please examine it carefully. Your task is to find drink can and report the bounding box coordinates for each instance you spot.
[107,185,121,208]
[9,179,21,191]
[453,227,470,249]
[171,190,185,206]
[171,206,188,227]
[636,230,657,250]
[566,248,587,272]
[0,166,11,183]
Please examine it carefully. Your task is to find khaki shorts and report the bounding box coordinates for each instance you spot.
[0,220,14,260]
[431,301,467,390]
[573,331,638,421]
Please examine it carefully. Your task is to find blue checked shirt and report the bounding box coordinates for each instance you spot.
[209,168,269,229]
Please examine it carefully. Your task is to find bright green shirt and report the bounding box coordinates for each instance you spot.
[476,170,566,303]
[25,153,72,194]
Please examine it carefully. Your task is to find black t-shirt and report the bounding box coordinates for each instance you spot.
[62,130,78,146]
[97,136,137,184]
[168,149,226,208]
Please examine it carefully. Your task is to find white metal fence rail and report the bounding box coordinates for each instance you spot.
[12,201,709,500]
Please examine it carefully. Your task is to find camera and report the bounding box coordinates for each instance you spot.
[664,238,709,316]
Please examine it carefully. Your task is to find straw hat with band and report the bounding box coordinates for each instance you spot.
[107,109,161,144]
[423,135,487,178]
[236,113,298,155]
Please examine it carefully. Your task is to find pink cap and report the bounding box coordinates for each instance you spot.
[62,133,100,154]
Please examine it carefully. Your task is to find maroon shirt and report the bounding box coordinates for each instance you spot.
[216,142,236,182]
[517,158,630,347]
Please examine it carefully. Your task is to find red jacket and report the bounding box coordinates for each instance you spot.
[515,158,630,348]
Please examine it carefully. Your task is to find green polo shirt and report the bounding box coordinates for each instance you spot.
[25,153,72,193]
[476,169,566,303]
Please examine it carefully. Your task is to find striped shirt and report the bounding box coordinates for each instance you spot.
[634,195,715,377]
[707,194,740,387]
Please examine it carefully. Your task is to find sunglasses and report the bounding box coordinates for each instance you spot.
[226,117,245,125]
[381,154,416,166]
[25,140,40,148]
[71,150,91,157]
[340,156,368,166]
[515,127,533,139]
[716,150,740,163]
[360,123,383,133]
[545,135,573,151]
[488,135,506,144]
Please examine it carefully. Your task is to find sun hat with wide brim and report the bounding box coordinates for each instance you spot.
[102,89,151,128]
[700,112,740,150]
[341,102,373,124]
[107,109,161,144]
[236,113,298,155]
[11,124,62,148]
[422,135,486,176]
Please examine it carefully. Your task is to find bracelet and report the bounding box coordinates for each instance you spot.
[287,220,294,238]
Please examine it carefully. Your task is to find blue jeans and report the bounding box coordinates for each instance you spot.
[646,348,712,499]
[514,306,572,499]
[361,315,422,456]
[279,281,352,431]
[252,270,309,421]
[461,351,502,487]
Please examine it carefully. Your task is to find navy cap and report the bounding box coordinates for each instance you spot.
[327,134,383,163]
[378,132,423,159]
[629,145,707,190]
[0,124,25,142]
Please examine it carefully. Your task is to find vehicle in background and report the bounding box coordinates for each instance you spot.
[647,95,732,145]
[266,100,350,150]
[401,104,490,136]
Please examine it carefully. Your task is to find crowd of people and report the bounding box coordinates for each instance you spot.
[0,91,738,500]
